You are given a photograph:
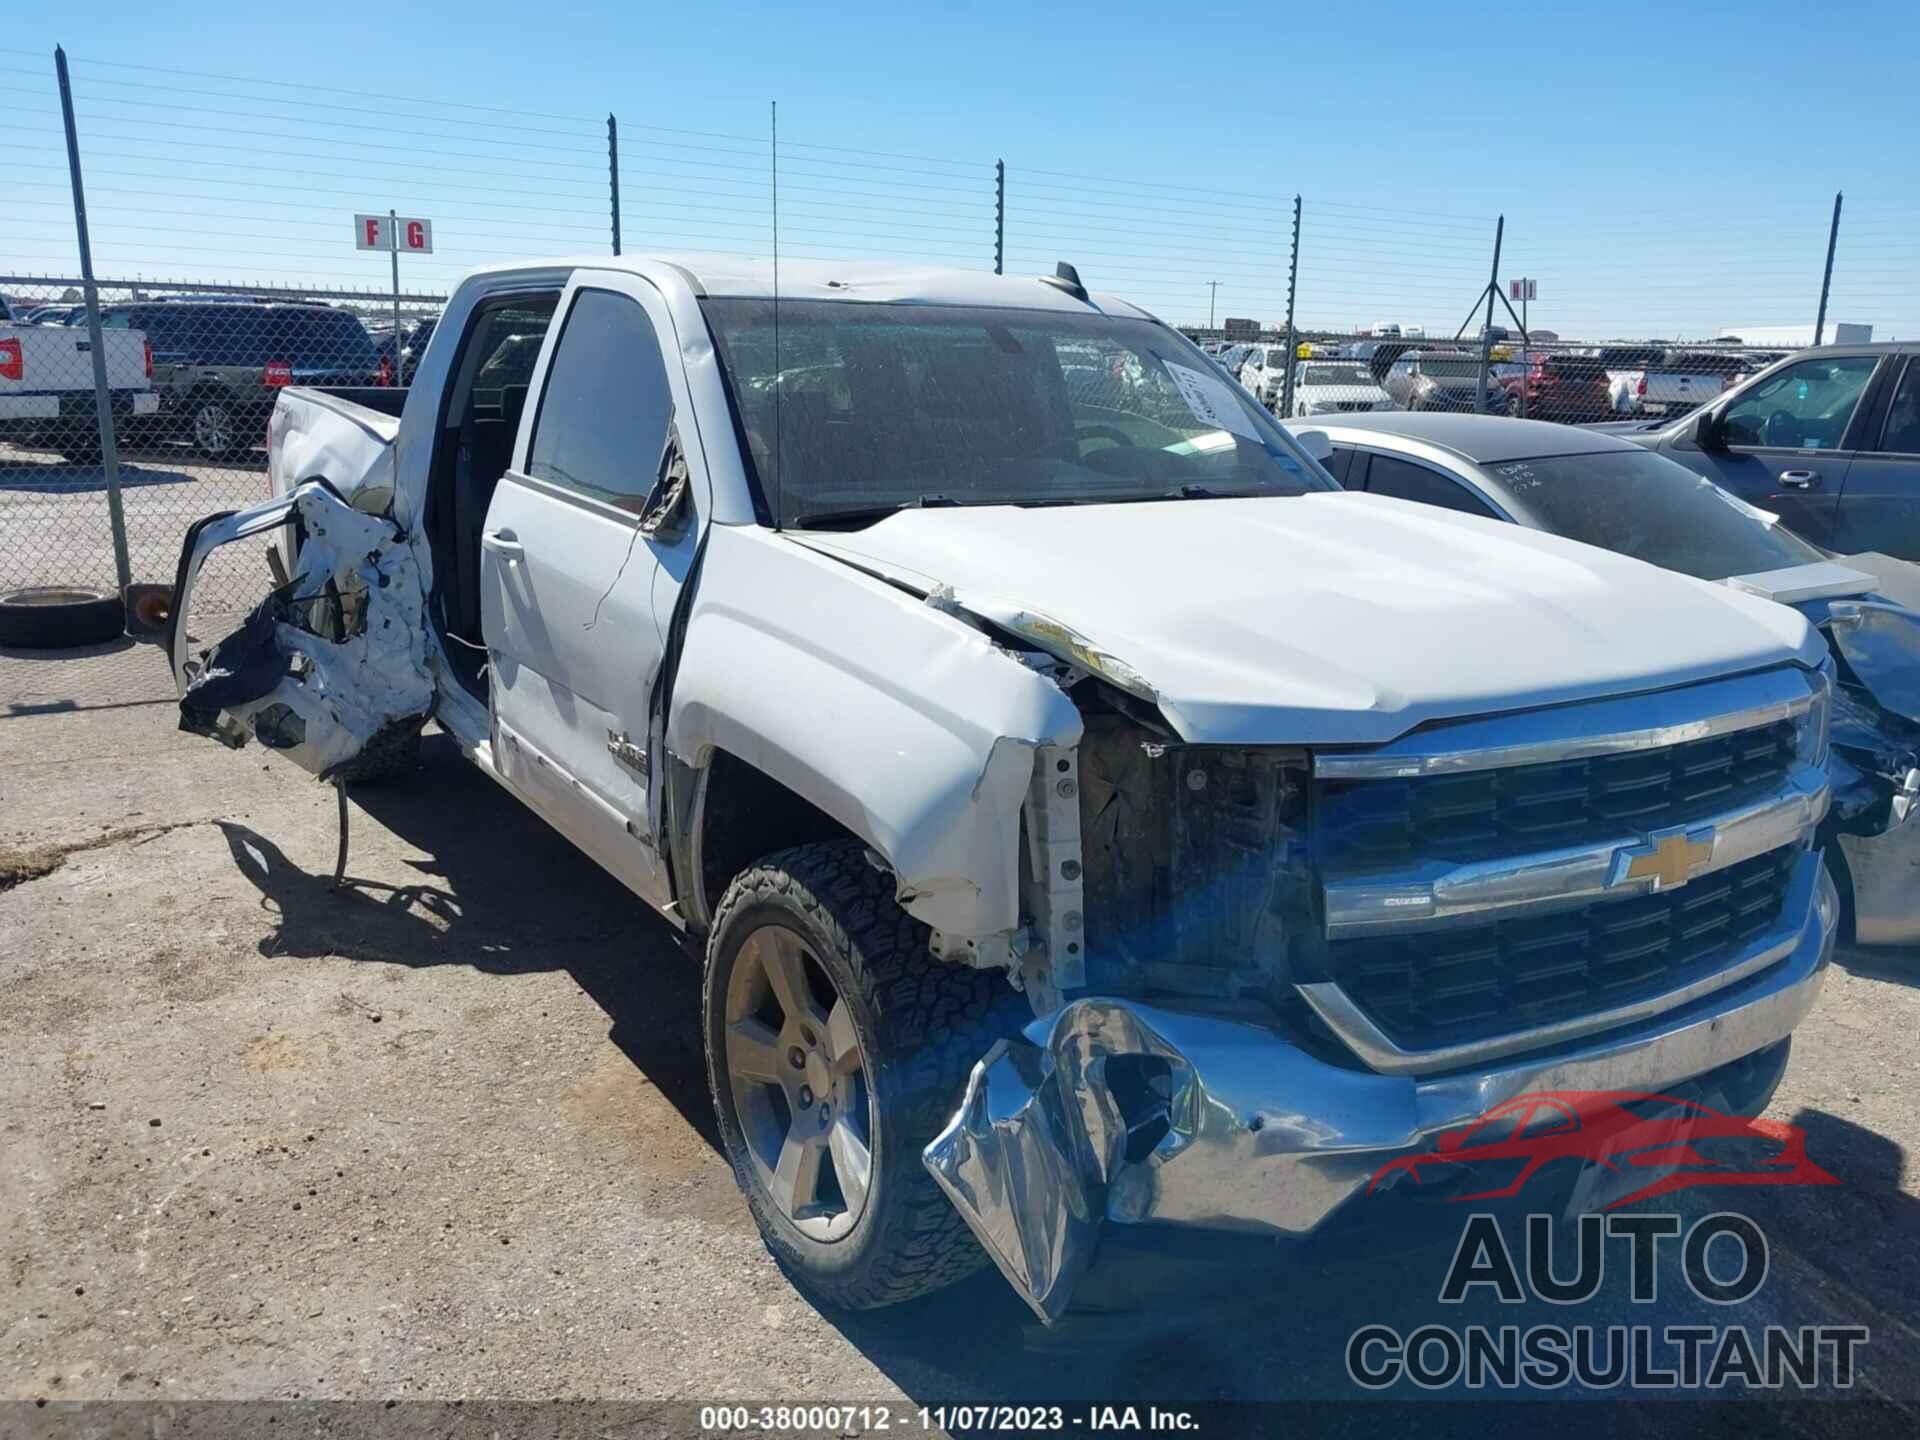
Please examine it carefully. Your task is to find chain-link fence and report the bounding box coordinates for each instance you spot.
[1206,330,1791,428]
[0,276,441,618]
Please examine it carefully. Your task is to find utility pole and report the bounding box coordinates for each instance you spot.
[1280,195,1301,418]
[1814,190,1842,345]
[1207,281,1219,329]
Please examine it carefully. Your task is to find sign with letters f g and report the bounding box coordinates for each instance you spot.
[354,214,434,254]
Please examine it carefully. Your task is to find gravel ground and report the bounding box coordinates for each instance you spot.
[2,644,1917,1435]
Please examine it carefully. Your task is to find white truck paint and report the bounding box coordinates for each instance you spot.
[0,319,157,456]
[164,256,1839,1323]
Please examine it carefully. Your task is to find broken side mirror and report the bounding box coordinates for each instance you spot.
[638,420,693,540]
[1693,409,1726,451]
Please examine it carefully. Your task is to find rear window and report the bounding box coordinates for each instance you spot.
[192,307,376,368]
[1484,448,1825,580]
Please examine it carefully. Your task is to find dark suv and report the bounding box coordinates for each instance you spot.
[99,300,380,458]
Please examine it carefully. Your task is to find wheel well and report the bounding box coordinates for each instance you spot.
[696,749,863,924]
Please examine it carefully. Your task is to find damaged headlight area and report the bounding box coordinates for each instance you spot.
[1074,704,1316,1013]
[1820,605,1920,836]
[175,488,434,783]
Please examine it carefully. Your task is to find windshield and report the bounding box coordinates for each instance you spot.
[1484,449,1825,581]
[1417,357,1478,379]
[701,299,1331,527]
[1302,364,1373,387]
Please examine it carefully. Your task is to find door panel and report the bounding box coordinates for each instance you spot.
[478,275,707,906]
[1662,354,1881,546]
[1832,357,1920,559]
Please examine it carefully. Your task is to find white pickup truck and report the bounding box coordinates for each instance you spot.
[165,256,1839,1322]
[0,314,157,462]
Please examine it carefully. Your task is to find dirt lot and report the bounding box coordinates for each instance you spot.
[2,641,1918,1432]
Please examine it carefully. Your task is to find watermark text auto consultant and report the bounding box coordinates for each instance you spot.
[1346,1212,1868,1391]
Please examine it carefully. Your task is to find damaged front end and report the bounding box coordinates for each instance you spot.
[925,658,1841,1322]
[927,855,1837,1323]
[1821,601,1920,941]
[168,482,434,782]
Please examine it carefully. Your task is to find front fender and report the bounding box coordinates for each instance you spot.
[667,524,1083,938]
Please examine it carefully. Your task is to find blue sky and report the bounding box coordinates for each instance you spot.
[7,1,1917,337]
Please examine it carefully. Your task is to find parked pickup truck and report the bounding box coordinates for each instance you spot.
[0,315,157,462]
[165,256,1839,1323]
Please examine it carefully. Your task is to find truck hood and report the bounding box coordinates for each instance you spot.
[792,491,1822,745]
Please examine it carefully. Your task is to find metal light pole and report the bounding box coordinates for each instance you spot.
[388,208,402,380]
[1208,281,1219,329]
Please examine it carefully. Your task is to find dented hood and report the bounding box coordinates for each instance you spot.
[795,491,1822,745]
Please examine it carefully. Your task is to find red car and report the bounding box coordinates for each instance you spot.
[1497,353,1613,423]
[1368,1090,1838,1209]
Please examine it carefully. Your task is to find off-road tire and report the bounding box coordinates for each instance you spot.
[0,586,126,649]
[704,838,1026,1310]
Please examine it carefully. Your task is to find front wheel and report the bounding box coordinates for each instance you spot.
[703,839,1024,1310]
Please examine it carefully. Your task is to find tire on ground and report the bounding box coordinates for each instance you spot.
[703,837,1027,1310]
[0,586,127,649]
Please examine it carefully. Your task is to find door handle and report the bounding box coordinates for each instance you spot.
[482,528,525,560]
[1777,470,1820,489]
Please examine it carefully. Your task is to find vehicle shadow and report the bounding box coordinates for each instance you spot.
[215,730,717,1148]
[0,459,198,492]
[1832,939,1920,989]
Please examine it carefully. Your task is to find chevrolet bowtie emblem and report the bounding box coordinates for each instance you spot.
[1612,827,1715,891]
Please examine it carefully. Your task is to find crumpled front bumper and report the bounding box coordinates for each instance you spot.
[924,853,1838,1323]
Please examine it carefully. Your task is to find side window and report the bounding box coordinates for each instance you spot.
[1321,445,1358,484]
[1364,454,1497,517]
[1876,359,1920,455]
[527,289,673,510]
[1721,355,1878,450]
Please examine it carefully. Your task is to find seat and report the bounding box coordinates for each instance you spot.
[448,383,530,642]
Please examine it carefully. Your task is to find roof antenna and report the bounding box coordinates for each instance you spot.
[1039,261,1088,303]
[770,98,782,529]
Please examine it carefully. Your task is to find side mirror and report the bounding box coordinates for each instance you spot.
[639,421,693,540]
[1693,409,1725,451]
[1293,427,1334,463]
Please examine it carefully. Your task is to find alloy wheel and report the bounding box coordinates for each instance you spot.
[193,402,233,457]
[723,923,874,1242]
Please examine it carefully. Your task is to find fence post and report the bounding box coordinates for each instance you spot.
[1279,195,1301,418]
[1476,215,1504,415]
[55,45,132,601]
[1814,190,1842,345]
[608,114,622,255]
[994,160,1005,275]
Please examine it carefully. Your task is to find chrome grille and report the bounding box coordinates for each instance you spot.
[1316,718,1799,873]
[1320,847,1798,1054]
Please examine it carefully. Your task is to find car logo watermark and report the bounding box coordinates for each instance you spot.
[1367,1088,1838,1210]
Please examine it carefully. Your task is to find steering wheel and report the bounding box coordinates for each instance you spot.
[1075,423,1136,452]
[1764,409,1804,448]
